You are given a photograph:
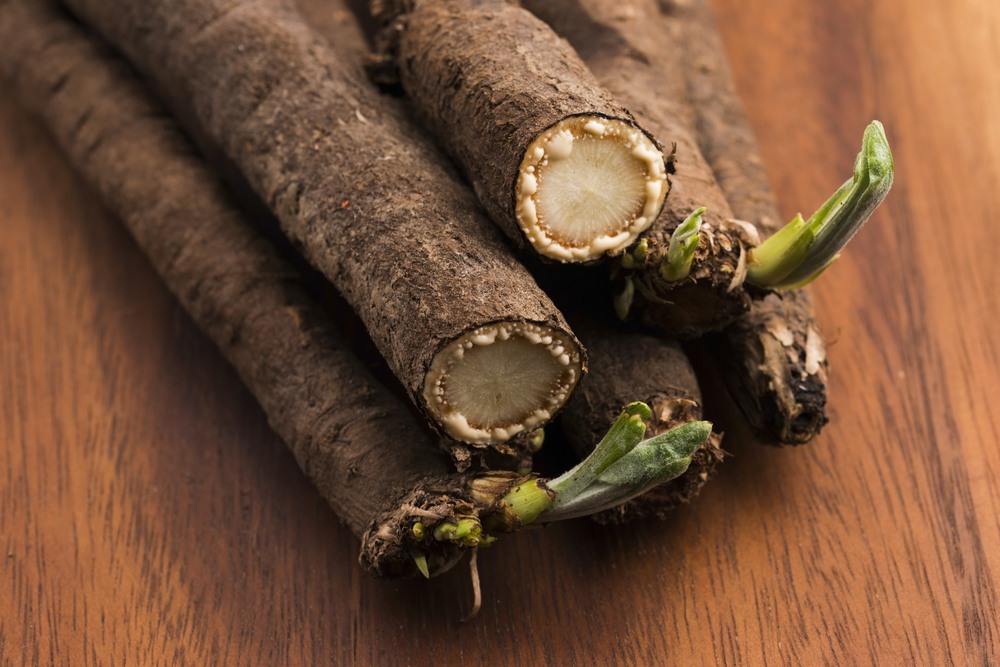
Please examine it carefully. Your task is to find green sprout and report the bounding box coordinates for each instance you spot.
[747,120,894,288]
[409,403,712,577]
[413,554,430,579]
[613,276,635,320]
[527,428,545,453]
[411,522,425,540]
[620,238,648,270]
[660,207,706,282]
[547,402,651,504]
[432,517,482,546]
[497,402,711,523]
[502,479,552,525]
[633,237,649,263]
[541,416,710,521]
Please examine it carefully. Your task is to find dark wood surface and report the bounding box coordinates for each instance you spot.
[2,0,998,664]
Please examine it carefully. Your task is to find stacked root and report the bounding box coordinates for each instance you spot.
[0,0,891,582]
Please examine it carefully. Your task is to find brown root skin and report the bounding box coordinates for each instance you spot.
[0,1,554,578]
[361,472,544,578]
[717,292,829,444]
[370,0,667,260]
[527,0,829,439]
[626,223,752,338]
[291,0,585,464]
[59,0,586,449]
[559,324,724,521]
[361,474,478,578]
[524,0,756,336]
[660,0,783,238]
[0,0,457,545]
[664,0,831,442]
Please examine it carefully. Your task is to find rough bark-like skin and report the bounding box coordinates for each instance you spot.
[58,0,582,444]
[361,471,533,577]
[716,293,828,444]
[560,324,724,522]
[529,0,829,441]
[523,0,753,336]
[628,224,750,338]
[372,0,662,256]
[663,0,829,443]
[290,0,553,469]
[0,0,463,575]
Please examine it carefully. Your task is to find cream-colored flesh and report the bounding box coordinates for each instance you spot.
[423,322,583,444]
[515,116,667,262]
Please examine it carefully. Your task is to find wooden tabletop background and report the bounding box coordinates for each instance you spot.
[2,0,999,664]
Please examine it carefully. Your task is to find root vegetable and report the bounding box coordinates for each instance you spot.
[560,323,725,522]
[522,0,755,337]
[0,0,460,576]
[0,0,711,579]
[530,0,892,442]
[648,1,893,293]
[368,0,670,263]
[58,0,585,447]
[667,0,830,442]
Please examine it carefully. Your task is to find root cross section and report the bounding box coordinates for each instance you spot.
[516,116,667,262]
[423,322,583,444]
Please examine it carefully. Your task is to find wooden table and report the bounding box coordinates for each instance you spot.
[2,0,998,664]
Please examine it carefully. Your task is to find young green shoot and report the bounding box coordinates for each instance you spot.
[414,554,431,579]
[503,479,553,525]
[540,419,711,521]
[501,403,712,525]
[747,120,894,288]
[613,276,635,320]
[409,403,711,576]
[661,207,706,282]
[548,402,652,503]
[528,428,546,453]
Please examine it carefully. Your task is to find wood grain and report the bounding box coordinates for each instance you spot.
[1,0,998,664]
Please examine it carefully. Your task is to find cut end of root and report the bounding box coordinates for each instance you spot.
[515,116,667,262]
[423,322,583,444]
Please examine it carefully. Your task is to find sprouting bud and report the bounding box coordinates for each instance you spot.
[661,207,706,282]
[540,419,712,522]
[413,554,430,579]
[411,522,425,540]
[747,121,894,288]
[613,276,635,320]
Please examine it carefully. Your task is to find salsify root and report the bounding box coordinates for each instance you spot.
[667,0,862,443]
[523,0,757,338]
[296,0,725,521]
[369,401,712,576]
[559,322,725,522]
[56,0,586,449]
[368,0,670,263]
[1,0,713,579]
[530,0,893,442]
[0,0,457,575]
